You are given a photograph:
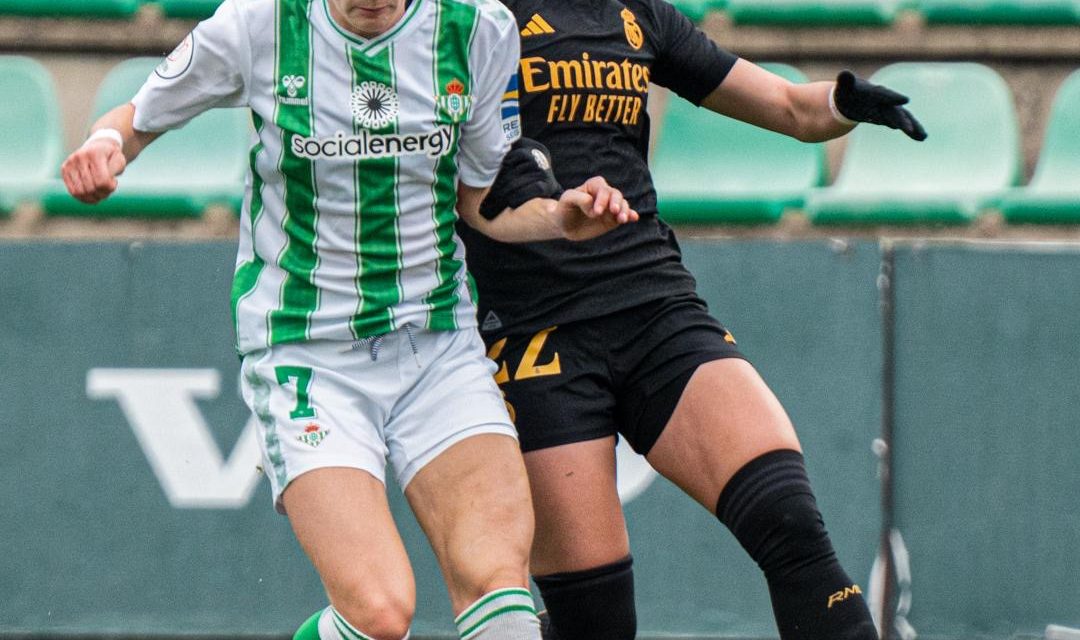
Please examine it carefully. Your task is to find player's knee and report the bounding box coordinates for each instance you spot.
[331,584,415,640]
[715,450,835,578]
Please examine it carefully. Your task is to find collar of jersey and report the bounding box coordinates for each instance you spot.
[321,0,425,54]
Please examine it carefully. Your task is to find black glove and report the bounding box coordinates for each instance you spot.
[832,70,927,141]
[479,137,565,220]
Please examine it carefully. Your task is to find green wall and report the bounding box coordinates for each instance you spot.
[1,239,1076,638]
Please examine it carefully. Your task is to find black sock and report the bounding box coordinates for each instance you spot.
[533,555,636,640]
[717,450,879,640]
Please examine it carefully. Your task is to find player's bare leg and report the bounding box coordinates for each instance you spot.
[646,358,799,508]
[524,436,636,640]
[405,433,541,639]
[284,468,415,640]
[647,358,878,639]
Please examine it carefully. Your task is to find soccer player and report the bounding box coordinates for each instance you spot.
[59,0,638,639]
[458,1,927,639]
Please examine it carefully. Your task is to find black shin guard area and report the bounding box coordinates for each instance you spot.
[716,450,879,640]
[533,555,636,640]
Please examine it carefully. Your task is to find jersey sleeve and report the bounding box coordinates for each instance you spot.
[131,0,251,133]
[646,0,739,106]
[457,12,522,188]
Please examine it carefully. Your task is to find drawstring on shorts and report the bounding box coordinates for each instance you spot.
[349,323,421,367]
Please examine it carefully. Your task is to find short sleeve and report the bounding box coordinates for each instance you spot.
[647,0,738,105]
[457,11,522,188]
[131,0,251,132]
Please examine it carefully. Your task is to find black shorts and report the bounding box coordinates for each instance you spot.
[481,294,746,455]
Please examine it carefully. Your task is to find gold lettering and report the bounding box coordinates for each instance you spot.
[605,62,624,90]
[603,94,620,121]
[549,60,584,90]
[826,585,863,609]
[520,56,549,93]
[583,94,598,122]
[515,326,562,380]
[592,60,608,87]
[620,59,634,91]
[582,52,594,88]
[627,96,642,124]
[487,338,511,385]
[546,95,560,123]
[568,94,582,120]
[631,65,646,93]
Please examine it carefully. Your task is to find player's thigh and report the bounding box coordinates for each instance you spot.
[283,467,415,630]
[387,329,534,613]
[241,341,414,631]
[404,433,534,614]
[646,358,800,511]
[523,436,630,576]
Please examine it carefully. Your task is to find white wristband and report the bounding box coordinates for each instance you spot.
[83,128,125,149]
[828,86,857,127]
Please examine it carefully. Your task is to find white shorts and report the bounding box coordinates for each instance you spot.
[240,327,517,513]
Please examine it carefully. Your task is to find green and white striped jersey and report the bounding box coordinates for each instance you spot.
[131,0,522,355]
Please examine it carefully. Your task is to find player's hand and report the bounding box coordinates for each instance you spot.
[61,137,127,204]
[550,176,639,241]
[833,70,927,142]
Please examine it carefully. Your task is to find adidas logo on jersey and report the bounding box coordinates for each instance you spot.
[521,13,554,36]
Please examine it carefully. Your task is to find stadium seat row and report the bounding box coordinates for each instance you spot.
[0,0,219,19]
[2,55,1079,225]
[2,0,1080,25]
[0,56,247,218]
[654,61,1080,225]
[673,0,1080,25]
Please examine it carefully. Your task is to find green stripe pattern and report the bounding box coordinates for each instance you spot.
[350,44,405,339]
[246,361,287,492]
[269,0,321,345]
[231,111,267,350]
[331,607,376,640]
[424,0,479,331]
[455,588,537,640]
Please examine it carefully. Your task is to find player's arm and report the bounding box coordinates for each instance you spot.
[63,0,250,205]
[699,60,926,143]
[459,138,637,242]
[643,0,924,143]
[61,103,161,204]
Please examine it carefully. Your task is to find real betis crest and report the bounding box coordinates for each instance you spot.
[438,78,472,123]
[297,424,329,448]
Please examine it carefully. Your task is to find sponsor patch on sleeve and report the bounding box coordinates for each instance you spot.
[500,73,522,143]
[156,32,195,80]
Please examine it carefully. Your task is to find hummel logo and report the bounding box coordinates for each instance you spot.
[520,13,554,36]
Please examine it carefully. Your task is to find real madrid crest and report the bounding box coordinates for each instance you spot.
[620,8,644,51]
[438,78,473,124]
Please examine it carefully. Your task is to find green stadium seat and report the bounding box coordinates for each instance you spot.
[725,0,904,26]
[153,0,223,19]
[0,56,62,216]
[919,0,1079,24]
[806,63,1020,225]
[998,70,1080,223]
[0,0,140,18]
[653,64,826,225]
[43,57,249,219]
[669,0,726,21]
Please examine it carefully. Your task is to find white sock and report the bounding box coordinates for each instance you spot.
[316,606,410,640]
[455,588,540,640]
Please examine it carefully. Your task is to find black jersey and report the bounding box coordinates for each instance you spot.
[458,0,738,335]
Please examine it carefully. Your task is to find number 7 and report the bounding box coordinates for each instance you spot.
[275,365,316,420]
